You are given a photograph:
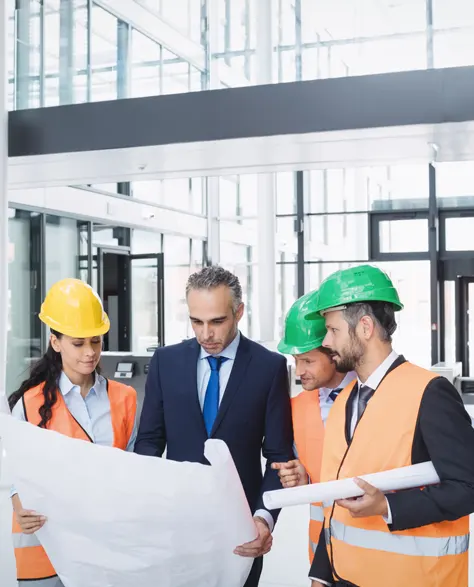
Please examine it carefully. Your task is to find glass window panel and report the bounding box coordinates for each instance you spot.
[378,218,428,254]
[131,29,161,98]
[92,224,119,247]
[278,0,296,45]
[277,216,297,250]
[163,234,192,344]
[219,176,239,216]
[44,4,60,75]
[132,228,162,254]
[239,174,258,215]
[445,218,474,252]
[308,260,431,368]
[434,29,474,68]
[220,242,251,336]
[90,6,118,101]
[162,49,190,94]
[436,161,474,202]
[276,172,295,214]
[433,0,474,28]
[279,50,297,83]
[307,214,369,261]
[131,256,160,352]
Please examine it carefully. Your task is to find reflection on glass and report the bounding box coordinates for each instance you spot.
[131,257,161,353]
[309,260,431,368]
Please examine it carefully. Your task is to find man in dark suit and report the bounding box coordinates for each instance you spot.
[134,265,294,587]
[307,264,474,587]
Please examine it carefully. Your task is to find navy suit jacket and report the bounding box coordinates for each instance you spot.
[134,334,294,523]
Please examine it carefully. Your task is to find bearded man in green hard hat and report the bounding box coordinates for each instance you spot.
[307,264,474,587]
[272,290,355,562]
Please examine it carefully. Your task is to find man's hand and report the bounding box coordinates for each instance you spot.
[12,494,46,534]
[311,582,326,587]
[234,516,272,558]
[336,478,388,518]
[271,459,308,488]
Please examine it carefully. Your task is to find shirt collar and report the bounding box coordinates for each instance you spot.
[357,350,399,391]
[319,370,357,402]
[200,331,241,361]
[58,371,106,398]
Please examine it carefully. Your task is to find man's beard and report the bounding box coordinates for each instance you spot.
[333,334,365,373]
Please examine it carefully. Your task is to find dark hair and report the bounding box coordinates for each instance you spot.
[343,301,397,342]
[8,329,101,429]
[186,265,243,313]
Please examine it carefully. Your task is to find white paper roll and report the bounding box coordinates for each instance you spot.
[263,461,440,510]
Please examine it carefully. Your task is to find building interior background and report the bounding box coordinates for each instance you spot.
[4,1,474,585]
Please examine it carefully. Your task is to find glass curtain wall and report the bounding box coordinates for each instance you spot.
[9,0,206,109]
[305,163,432,368]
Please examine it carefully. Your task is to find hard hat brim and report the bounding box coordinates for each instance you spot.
[40,312,110,339]
[277,336,326,356]
[306,298,404,320]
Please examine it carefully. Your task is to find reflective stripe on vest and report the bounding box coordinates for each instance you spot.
[310,504,325,522]
[291,389,325,563]
[321,362,470,587]
[13,379,137,581]
[328,518,469,557]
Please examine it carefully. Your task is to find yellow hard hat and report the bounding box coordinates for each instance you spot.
[39,278,110,338]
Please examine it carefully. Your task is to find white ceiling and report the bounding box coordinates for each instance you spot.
[8,120,474,189]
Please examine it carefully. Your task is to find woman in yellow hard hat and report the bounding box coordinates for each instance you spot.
[8,278,138,587]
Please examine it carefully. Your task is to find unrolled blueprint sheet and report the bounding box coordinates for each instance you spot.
[0,414,255,587]
[263,462,440,510]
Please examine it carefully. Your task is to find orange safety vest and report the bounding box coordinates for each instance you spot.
[291,388,325,562]
[12,379,137,581]
[321,362,469,587]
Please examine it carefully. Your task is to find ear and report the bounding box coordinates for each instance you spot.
[50,333,61,353]
[235,303,245,322]
[359,315,375,340]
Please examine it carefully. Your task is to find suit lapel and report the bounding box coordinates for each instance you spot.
[210,335,252,437]
[184,338,206,432]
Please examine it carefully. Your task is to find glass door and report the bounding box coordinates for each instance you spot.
[130,253,165,353]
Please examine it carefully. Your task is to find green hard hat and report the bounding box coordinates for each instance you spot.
[306,264,403,319]
[278,290,327,355]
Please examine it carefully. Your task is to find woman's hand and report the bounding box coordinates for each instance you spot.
[12,494,47,534]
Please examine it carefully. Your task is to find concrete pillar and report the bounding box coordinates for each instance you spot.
[0,7,17,587]
[207,177,220,264]
[256,0,276,342]
[15,0,30,110]
[0,0,10,414]
[59,0,74,104]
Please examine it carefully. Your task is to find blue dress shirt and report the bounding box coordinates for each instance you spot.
[12,371,137,450]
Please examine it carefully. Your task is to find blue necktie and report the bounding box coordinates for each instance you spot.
[328,388,342,402]
[203,356,228,436]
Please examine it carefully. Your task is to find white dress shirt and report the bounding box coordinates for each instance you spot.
[11,371,138,497]
[197,331,275,532]
[310,351,399,586]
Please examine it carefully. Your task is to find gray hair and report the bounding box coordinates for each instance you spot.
[186,265,243,312]
[343,301,397,342]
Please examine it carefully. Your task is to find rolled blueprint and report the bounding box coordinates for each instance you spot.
[263,461,440,510]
